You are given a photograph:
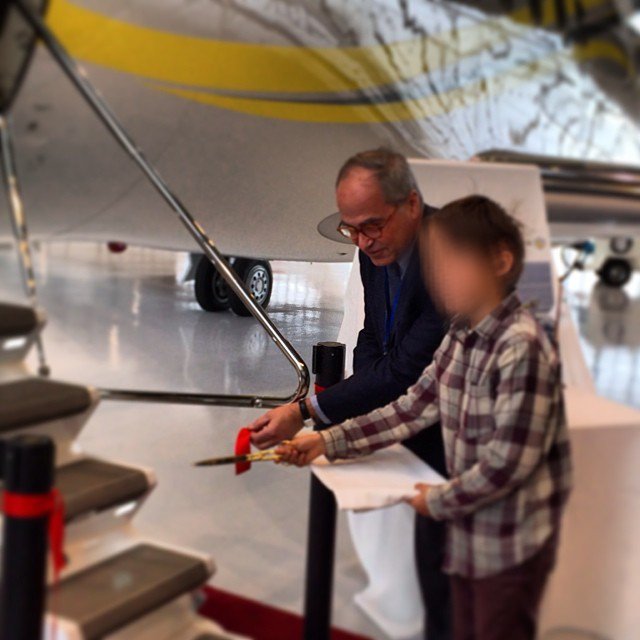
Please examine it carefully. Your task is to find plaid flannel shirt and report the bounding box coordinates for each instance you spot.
[321,293,572,578]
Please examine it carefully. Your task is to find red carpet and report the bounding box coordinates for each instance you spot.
[199,586,372,640]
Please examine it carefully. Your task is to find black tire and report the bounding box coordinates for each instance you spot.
[194,255,231,312]
[228,259,273,317]
[598,258,632,288]
[610,237,634,255]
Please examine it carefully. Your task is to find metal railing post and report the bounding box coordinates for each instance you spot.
[0,434,55,640]
[303,341,345,640]
[0,114,50,376]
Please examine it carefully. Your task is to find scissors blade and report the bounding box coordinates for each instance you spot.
[193,454,247,467]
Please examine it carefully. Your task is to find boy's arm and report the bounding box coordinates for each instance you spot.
[426,337,560,520]
[320,356,442,460]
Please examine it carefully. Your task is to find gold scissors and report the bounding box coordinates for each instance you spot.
[193,449,281,467]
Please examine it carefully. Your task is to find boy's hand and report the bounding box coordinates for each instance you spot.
[406,483,433,517]
[276,433,326,467]
[246,403,304,450]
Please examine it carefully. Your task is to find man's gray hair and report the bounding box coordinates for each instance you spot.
[336,147,421,204]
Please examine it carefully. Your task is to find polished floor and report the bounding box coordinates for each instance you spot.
[0,242,384,638]
[1,242,640,639]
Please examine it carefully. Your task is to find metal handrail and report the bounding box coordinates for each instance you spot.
[0,114,50,376]
[13,0,309,408]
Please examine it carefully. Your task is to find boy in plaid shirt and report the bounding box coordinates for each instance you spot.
[279,195,572,640]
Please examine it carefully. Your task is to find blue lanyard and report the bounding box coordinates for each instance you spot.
[383,266,403,354]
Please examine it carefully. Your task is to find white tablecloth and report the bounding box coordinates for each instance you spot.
[336,253,428,639]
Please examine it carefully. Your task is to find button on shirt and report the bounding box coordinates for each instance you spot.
[320,293,572,578]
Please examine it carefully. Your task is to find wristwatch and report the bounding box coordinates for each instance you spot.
[298,398,312,422]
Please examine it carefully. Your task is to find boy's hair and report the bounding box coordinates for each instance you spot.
[425,195,525,290]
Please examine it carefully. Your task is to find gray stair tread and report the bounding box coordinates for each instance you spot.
[0,378,92,432]
[56,458,151,521]
[0,303,38,338]
[49,544,211,639]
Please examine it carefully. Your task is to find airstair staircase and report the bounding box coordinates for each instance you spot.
[0,3,309,635]
[0,301,244,640]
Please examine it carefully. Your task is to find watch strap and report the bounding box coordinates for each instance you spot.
[298,398,312,422]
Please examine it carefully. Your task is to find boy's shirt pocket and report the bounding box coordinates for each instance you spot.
[462,377,495,445]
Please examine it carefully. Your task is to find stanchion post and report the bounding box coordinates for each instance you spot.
[0,435,55,640]
[303,341,345,640]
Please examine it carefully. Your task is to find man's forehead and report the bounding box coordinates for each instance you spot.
[336,170,386,216]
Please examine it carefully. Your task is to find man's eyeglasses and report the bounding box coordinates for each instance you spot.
[336,204,401,243]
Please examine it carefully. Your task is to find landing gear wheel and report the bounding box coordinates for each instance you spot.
[598,258,632,288]
[229,259,273,317]
[194,255,231,312]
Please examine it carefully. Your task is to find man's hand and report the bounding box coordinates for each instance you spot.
[247,403,304,449]
[405,483,433,517]
[276,433,326,467]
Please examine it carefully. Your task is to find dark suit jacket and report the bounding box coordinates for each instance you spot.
[317,209,448,475]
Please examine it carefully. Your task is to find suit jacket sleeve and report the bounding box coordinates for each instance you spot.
[317,269,445,425]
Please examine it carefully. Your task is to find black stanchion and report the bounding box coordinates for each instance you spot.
[303,341,345,640]
[0,434,55,640]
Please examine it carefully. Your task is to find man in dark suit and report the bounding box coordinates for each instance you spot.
[247,148,450,639]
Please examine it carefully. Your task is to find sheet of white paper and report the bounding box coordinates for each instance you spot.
[311,444,446,511]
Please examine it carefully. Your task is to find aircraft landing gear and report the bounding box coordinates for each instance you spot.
[194,256,231,311]
[598,258,632,288]
[228,258,273,316]
[194,255,273,315]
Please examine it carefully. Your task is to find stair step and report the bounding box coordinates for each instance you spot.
[0,303,38,338]
[56,458,152,521]
[0,378,92,433]
[49,544,211,640]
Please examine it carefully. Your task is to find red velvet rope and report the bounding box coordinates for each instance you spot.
[235,428,252,475]
[2,488,66,580]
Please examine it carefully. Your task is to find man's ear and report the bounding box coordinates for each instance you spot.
[408,190,422,219]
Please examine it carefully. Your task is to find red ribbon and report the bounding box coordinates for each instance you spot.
[235,428,252,475]
[314,384,326,394]
[2,488,66,580]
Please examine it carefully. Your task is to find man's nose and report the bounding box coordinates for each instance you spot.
[357,234,375,251]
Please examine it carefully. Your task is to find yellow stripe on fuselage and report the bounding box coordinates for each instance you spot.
[46,0,535,94]
[45,0,628,124]
[574,38,632,71]
[153,52,568,124]
[511,0,613,27]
